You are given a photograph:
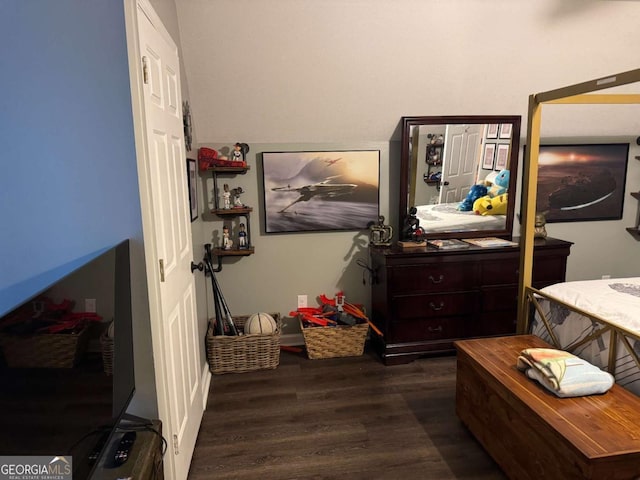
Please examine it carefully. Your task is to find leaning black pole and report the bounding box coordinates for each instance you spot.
[204,256,224,336]
[203,245,237,336]
[210,270,237,335]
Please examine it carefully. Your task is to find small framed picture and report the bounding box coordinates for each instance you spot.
[187,158,198,221]
[495,144,510,170]
[486,124,499,139]
[499,123,513,139]
[482,143,496,170]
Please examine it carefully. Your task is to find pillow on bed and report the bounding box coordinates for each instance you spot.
[485,169,510,197]
[484,170,499,185]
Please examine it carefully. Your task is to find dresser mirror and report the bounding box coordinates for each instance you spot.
[399,115,521,240]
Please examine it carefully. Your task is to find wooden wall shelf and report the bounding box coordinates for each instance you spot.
[205,165,250,174]
[211,207,253,215]
[198,160,254,270]
[213,247,254,257]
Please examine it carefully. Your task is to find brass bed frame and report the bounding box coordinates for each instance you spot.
[517,68,640,378]
[526,286,640,378]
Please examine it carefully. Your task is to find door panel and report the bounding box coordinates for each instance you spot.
[440,124,483,203]
[134,3,203,479]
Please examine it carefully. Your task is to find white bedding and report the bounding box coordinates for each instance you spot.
[414,203,504,233]
[536,278,640,333]
[531,277,640,395]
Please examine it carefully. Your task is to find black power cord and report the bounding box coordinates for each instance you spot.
[356,258,378,285]
[116,422,167,480]
[117,422,167,458]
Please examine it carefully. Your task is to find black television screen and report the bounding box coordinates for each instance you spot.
[0,240,135,480]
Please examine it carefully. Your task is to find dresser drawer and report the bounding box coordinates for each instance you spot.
[481,256,568,286]
[471,311,517,337]
[390,317,466,343]
[533,256,567,285]
[482,286,518,312]
[392,292,477,320]
[481,259,519,286]
[389,263,478,294]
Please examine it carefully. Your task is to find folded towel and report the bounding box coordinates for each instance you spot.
[516,348,614,398]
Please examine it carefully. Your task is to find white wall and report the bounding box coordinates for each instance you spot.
[175,0,640,334]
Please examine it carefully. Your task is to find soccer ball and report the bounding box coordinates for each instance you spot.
[244,312,277,335]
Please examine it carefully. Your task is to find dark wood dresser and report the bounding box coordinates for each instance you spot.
[369,237,572,365]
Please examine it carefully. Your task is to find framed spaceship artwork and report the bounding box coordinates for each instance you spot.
[261,150,380,233]
[534,143,629,223]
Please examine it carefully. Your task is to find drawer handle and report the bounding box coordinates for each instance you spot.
[428,325,443,333]
[429,301,445,311]
[429,274,444,284]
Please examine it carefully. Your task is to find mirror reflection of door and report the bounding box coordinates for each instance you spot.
[440,124,483,203]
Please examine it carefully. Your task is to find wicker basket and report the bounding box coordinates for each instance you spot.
[206,313,281,374]
[0,326,90,368]
[100,333,114,375]
[300,317,369,359]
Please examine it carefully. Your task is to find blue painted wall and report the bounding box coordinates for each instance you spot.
[0,1,143,314]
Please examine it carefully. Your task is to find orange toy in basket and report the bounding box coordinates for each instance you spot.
[292,292,383,338]
[289,307,336,327]
[293,293,373,359]
[319,292,383,337]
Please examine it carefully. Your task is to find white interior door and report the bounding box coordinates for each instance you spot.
[440,124,483,203]
[125,2,204,479]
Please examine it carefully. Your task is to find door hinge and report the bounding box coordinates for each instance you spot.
[142,56,149,84]
[173,434,180,455]
[159,259,165,282]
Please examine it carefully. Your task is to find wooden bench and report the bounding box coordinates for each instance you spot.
[455,335,640,480]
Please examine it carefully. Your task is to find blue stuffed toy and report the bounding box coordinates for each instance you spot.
[458,184,488,211]
[488,169,510,197]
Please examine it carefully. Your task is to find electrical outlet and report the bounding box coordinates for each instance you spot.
[297,295,308,309]
[602,274,611,280]
[85,298,97,313]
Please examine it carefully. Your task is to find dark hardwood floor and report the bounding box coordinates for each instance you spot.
[189,345,507,480]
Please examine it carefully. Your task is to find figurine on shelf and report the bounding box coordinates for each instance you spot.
[534,211,548,239]
[222,225,233,250]
[238,223,248,249]
[232,143,243,162]
[233,187,244,208]
[222,183,231,209]
[234,142,250,163]
[369,215,393,247]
